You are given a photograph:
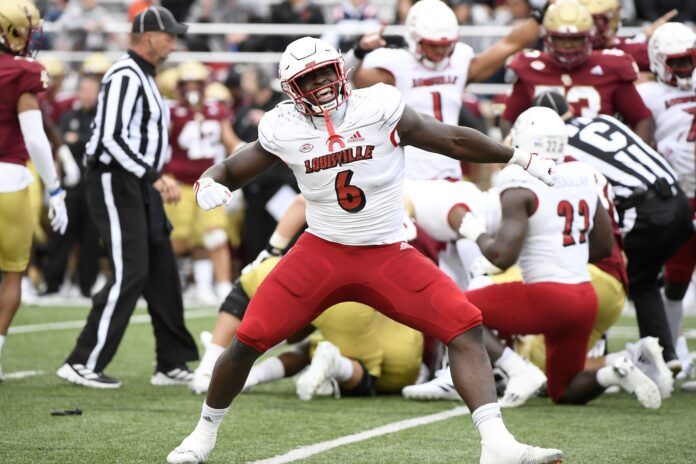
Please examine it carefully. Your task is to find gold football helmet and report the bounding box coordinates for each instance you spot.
[0,0,41,56]
[578,0,621,48]
[204,82,232,104]
[177,61,210,83]
[156,66,179,100]
[543,0,595,69]
[38,56,64,78]
[81,52,112,76]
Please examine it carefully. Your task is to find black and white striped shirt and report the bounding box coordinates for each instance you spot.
[86,50,169,182]
[565,114,678,207]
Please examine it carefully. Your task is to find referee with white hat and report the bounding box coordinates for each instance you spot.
[57,6,198,389]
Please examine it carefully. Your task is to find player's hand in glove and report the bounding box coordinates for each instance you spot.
[508,148,555,186]
[458,212,486,242]
[241,245,284,275]
[48,187,68,234]
[194,178,232,210]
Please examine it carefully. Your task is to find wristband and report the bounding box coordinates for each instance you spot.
[352,36,369,60]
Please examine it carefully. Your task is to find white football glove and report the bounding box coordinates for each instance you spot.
[458,212,486,242]
[509,148,555,186]
[469,255,503,279]
[241,249,276,275]
[58,145,81,188]
[48,187,68,235]
[194,178,232,210]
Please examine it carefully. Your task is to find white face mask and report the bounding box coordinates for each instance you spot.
[185,90,201,107]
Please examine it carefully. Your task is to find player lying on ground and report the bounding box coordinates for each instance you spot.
[168,37,563,464]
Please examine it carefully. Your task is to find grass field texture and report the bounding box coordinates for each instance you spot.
[1,306,695,464]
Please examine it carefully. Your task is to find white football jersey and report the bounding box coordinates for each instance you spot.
[258,83,406,246]
[362,44,475,181]
[495,162,599,284]
[403,179,499,242]
[638,81,696,197]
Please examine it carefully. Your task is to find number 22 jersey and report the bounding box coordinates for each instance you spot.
[258,83,406,246]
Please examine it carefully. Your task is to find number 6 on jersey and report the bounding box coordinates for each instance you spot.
[335,170,366,213]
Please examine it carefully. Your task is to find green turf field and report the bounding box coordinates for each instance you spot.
[1,306,695,464]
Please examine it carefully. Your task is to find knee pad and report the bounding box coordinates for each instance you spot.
[664,281,690,301]
[219,277,250,320]
[202,228,228,250]
[340,361,377,397]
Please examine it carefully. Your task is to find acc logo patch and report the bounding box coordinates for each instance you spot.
[300,143,314,153]
[530,60,545,71]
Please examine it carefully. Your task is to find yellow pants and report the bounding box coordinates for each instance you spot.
[313,305,423,393]
[0,188,34,272]
[490,266,625,370]
[26,162,46,244]
[165,183,228,247]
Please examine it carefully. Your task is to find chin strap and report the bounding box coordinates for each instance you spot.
[323,110,345,152]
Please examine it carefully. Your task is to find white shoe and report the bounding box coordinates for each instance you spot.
[681,380,696,393]
[402,367,461,401]
[499,360,547,408]
[295,341,341,401]
[625,337,674,399]
[611,356,661,409]
[167,429,216,464]
[151,368,194,386]
[190,332,215,395]
[481,439,563,464]
[56,363,122,389]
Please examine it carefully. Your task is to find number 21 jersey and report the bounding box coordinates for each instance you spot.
[258,83,406,246]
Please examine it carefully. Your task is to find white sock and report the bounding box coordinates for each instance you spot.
[605,350,626,366]
[195,403,230,435]
[247,357,285,386]
[193,260,214,291]
[0,334,5,357]
[199,343,225,374]
[472,403,515,444]
[334,356,354,382]
[676,336,690,363]
[215,281,233,300]
[596,365,622,388]
[662,292,684,345]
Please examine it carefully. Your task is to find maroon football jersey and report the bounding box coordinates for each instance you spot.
[613,37,649,73]
[165,101,232,185]
[503,49,651,128]
[0,54,47,166]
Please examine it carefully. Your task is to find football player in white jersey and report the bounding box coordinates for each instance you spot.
[351,0,540,181]
[168,37,563,464]
[638,22,696,378]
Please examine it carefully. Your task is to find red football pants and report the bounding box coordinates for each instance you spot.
[236,232,482,353]
[664,198,696,285]
[466,281,597,402]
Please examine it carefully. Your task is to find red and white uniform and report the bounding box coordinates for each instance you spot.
[362,44,474,180]
[0,54,47,192]
[236,83,482,353]
[166,101,232,185]
[466,162,601,402]
[638,81,696,285]
[503,49,650,127]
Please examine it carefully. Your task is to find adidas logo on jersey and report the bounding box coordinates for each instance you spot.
[590,65,604,76]
[348,131,365,143]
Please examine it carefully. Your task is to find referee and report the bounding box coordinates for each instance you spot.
[533,91,693,368]
[57,6,198,388]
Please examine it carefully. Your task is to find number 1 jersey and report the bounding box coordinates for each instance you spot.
[258,83,406,246]
[362,44,474,180]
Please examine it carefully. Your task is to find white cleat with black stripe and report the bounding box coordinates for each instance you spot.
[151,367,194,386]
[401,367,462,401]
[56,363,122,389]
[481,439,563,464]
[611,356,661,409]
[625,336,674,399]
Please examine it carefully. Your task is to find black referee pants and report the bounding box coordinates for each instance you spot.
[65,167,198,373]
[623,190,693,362]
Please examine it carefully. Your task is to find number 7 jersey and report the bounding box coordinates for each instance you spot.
[258,83,407,245]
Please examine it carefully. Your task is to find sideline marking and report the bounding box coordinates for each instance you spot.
[247,406,470,464]
[4,370,46,380]
[9,309,217,334]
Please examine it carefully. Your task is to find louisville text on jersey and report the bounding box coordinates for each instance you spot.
[304,145,375,174]
[411,76,458,88]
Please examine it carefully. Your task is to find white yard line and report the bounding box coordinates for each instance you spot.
[9,308,217,334]
[247,406,470,464]
[3,370,46,380]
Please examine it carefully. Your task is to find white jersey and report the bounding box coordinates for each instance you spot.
[403,179,500,242]
[362,43,475,181]
[637,81,696,197]
[258,83,406,246]
[495,162,599,284]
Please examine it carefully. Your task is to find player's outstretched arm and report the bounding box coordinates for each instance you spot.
[588,198,614,262]
[397,105,554,184]
[195,141,278,210]
[472,188,532,270]
[467,18,539,83]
